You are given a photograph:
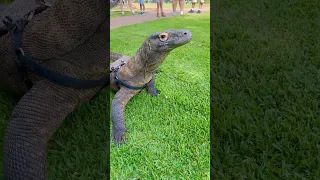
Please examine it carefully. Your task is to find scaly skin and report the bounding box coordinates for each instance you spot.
[110,29,192,145]
[110,52,162,96]
[0,0,110,179]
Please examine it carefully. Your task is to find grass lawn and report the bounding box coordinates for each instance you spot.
[110,13,210,179]
[110,11,133,18]
[212,0,320,179]
[0,0,10,4]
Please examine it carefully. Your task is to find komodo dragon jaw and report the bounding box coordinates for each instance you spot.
[111,29,192,146]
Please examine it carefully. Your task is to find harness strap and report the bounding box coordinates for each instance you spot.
[12,18,34,89]
[0,5,48,37]
[112,64,151,90]
[17,54,110,89]
[115,70,147,90]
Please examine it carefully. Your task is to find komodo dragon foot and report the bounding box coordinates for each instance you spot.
[112,128,129,146]
[146,70,163,96]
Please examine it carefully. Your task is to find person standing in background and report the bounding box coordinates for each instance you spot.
[172,0,184,16]
[188,0,204,14]
[155,0,165,18]
[119,0,135,15]
[138,0,145,14]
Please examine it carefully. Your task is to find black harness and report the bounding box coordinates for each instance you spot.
[111,62,152,90]
[1,6,109,89]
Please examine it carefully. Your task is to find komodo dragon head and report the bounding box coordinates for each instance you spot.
[147,29,192,52]
[130,29,192,73]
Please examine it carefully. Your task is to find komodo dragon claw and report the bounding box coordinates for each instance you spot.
[153,69,163,74]
[112,128,129,146]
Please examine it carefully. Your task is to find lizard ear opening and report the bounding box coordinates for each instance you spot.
[158,32,169,42]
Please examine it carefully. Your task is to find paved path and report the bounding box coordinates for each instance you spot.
[110,5,210,30]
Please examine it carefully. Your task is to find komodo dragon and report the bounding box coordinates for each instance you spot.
[109,29,192,145]
[0,0,113,179]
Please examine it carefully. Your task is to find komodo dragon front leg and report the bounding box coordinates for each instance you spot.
[3,80,99,179]
[146,71,161,96]
[112,87,139,145]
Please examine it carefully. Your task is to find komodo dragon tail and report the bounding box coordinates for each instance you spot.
[110,52,130,62]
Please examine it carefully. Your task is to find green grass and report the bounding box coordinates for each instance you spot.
[110,13,210,179]
[0,0,10,4]
[110,11,133,18]
[212,0,320,179]
[0,92,14,177]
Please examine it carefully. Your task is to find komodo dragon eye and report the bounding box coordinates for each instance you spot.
[158,32,169,41]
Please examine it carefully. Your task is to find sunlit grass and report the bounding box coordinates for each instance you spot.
[212,0,320,179]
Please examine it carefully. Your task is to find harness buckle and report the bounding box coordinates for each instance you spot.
[3,16,13,27]
[16,48,25,56]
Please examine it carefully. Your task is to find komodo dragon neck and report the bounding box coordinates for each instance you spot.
[119,43,170,85]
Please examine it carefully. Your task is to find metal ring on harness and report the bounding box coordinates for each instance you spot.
[17,48,25,56]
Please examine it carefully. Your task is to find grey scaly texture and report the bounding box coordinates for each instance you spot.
[0,0,109,179]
